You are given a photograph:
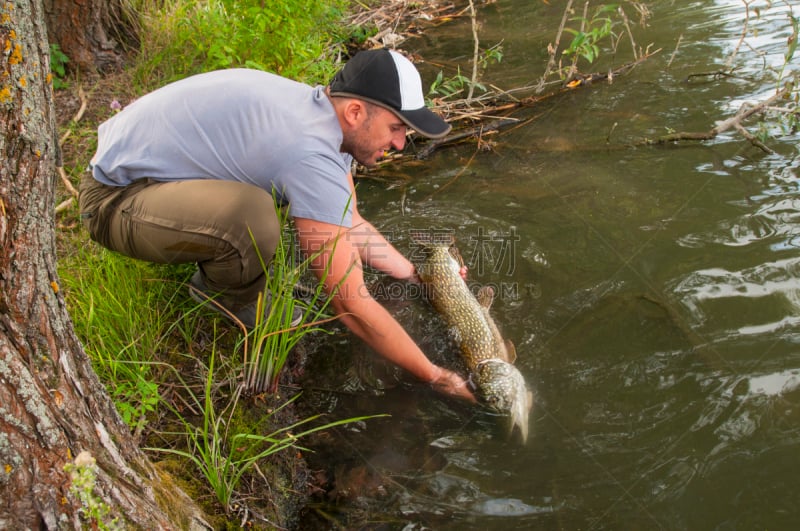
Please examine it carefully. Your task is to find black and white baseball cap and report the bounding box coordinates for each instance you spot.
[329,49,451,139]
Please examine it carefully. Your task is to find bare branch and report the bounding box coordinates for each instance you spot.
[536,0,574,93]
[467,0,480,102]
[726,0,753,69]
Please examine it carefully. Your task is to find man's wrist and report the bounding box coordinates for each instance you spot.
[427,365,444,385]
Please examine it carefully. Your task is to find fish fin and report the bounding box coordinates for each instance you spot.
[476,285,495,309]
[448,243,465,268]
[504,340,517,364]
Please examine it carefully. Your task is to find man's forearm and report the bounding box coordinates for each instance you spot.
[349,218,416,280]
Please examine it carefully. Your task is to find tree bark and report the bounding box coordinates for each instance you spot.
[0,1,205,528]
[43,0,139,74]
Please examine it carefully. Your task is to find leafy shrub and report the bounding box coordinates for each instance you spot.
[132,0,352,88]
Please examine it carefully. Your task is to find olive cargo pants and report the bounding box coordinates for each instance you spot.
[79,174,280,310]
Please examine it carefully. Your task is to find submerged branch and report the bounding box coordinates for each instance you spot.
[415,117,521,159]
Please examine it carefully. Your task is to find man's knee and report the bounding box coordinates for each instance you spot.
[224,185,281,259]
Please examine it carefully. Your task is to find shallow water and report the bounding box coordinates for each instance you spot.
[299,1,800,528]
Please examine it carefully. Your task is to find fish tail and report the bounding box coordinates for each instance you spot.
[509,372,532,444]
[511,393,530,443]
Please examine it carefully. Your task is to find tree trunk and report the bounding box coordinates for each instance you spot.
[43,0,139,74]
[0,1,205,528]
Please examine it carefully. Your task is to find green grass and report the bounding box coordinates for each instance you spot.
[238,207,342,395]
[59,245,197,437]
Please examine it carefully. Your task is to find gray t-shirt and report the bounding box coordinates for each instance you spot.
[91,68,354,226]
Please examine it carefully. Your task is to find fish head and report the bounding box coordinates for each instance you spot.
[474,359,532,443]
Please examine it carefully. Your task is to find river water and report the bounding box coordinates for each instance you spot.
[298,1,800,528]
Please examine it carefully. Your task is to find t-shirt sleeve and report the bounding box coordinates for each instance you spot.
[275,154,354,227]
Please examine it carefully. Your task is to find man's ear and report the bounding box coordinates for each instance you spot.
[341,99,367,128]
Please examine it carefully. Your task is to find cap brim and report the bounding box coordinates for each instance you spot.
[396,107,452,139]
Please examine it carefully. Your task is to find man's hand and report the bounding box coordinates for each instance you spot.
[429,366,476,403]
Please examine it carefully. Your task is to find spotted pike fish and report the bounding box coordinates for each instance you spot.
[413,231,532,442]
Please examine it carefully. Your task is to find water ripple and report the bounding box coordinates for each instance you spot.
[679,196,800,249]
[671,257,800,332]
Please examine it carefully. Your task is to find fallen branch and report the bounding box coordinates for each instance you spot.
[685,70,748,83]
[346,0,468,48]
[415,117,520,159]
[433,48,659,118]
[642,81,794,153]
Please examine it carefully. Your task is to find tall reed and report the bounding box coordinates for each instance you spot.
[239,205,345,395]
[148,338,382,512]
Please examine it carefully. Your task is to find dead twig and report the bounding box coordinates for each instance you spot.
[56,85,87,214]
[686,70,746,83]
[55,198,74,214]
[618,6,638,60]
[734,122,774,154]
[58,85,87,144]
[58,166,79,198]
[667,34,682,69]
